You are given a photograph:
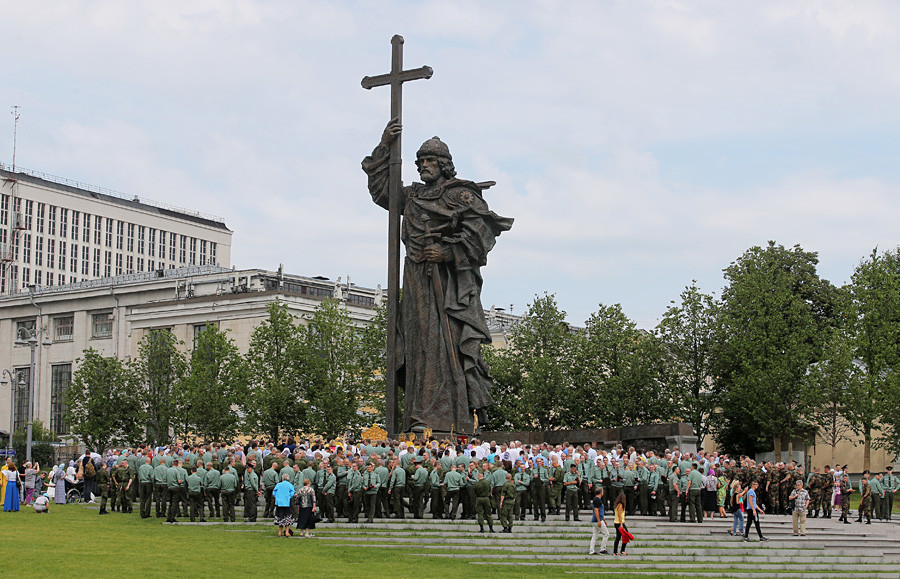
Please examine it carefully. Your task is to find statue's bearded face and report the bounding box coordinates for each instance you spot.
[417,155,441,184]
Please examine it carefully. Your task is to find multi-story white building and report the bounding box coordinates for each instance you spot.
[0,163,232,295]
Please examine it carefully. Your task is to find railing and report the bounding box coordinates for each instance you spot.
[0,162,226,224]
[0,264,230,299]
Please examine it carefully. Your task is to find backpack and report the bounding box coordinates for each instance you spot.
[85,460,96,478]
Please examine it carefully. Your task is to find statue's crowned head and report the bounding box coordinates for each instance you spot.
[416,136,456,181]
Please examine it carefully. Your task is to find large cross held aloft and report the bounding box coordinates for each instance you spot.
[361,35,433,437]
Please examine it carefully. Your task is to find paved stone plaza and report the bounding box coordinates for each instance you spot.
[163,504,900,576]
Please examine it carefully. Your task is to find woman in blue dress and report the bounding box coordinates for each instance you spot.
[3,461,21,511]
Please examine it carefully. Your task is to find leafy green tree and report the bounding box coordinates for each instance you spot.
[844,248,900,468]
[657,282,720,447]
[65,348,141,453]
[574,303,672,428]
[131,329,188,446]
[358,304,392,427]
[243,303,306,441]
[484,293,576,430]
[714,242,837,461]
[807,324,858,467]
[299,299,378,439]
[182,323,248,443]
[12,420,56,466]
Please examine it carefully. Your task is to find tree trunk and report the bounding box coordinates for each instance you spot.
[774,436,782,463]
[787,438,794,464]
[831,440,836,468]
[864,426,871,472]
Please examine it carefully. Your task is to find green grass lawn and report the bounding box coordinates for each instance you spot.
[0,504,609,577]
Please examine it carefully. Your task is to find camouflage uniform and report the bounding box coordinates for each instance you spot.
[857,479,872,523]
[839,479,853,522]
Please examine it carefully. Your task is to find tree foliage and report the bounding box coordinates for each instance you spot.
[299,299,379,439]
[131,329,188,446]
[714,242,836,459]
[575,303,672,427]
[657,282,720,447]
[485,293,576,430]
[844,248,900,467]
[65,348,141,453]
[243,303,306,441]
[182,323,248,443]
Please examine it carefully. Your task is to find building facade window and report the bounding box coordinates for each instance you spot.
[148,228,156,257]
[60,208,68,238]
[0,194,8,226]
[47,272,53,286]
[91,312,113,339]
[48,205,56,236]
[54,315,74,341]
[210,242,217,265]
[71,211,79,240]
[59,240,67,271]
[106,218,113,247]
[116,221,124,250]
[48,238,55,270]
[82,245,89,275]
[34,270,41,286]
[104,250,112,277]
[138,225,145,254]
[36,203,45,233]
[35,236,43,267]
[180,236,187,264]
[70,243,78,273]
[24,200,33,230]
[126,255,134,274]
[93,248,101,277]
[82,212,90,243]
[23,233,31,264]
[189,237,197,265]
[94,215,102,245]
[50,364,71,436]
[115,253,122,275]
[170,233,177,262]
[127,223,135,252]
[13,367,30,432]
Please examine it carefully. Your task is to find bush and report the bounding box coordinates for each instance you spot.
[12,420,57,467]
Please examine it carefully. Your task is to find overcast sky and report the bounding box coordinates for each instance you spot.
[3,1,900,327]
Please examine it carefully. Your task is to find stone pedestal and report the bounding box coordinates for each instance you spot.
[666,434,698,455]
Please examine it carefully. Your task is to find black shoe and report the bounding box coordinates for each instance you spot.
[99,510,108,515]
[599,550,608,555]
[866,520,871,524]
[489,526,495,533]
[479,526,485,533]
[760,537,769,541]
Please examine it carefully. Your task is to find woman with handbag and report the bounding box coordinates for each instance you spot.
[612,493,629,556]
[296,478,318,538]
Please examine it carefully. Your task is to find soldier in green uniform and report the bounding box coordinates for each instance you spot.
[335,458,349,520]
[220,466,238,522]
[647,463,661,517]
[444,463,464,520]
[411,458,429,519]
[463,461,478,520]
[244,464,260,522]
[871,472,885,521]
[153,458,168,518]
[549,458,564,516]
[499,473,516,533]
[205,462,221,518]
[857,474,872,524]
[685,463,703,523]
[165,459,185,522]
[637,461,650,515]
[187,466,205,522]
[262,462,279,519]
[668,465,681,522]
[389,459,407,519]
[96,462,111,515]
[513,462,530,521]
[363,463,380,523]
[885,466,898,521]
[138,456,154,519]
[490,462,508,516]
[374,458,390,519]
[429,463,445,520]
[532,457,548,522]
[838,473,853,524]
[623,465,637,516]
[114,460,133,515]
[564,464,581,521]
[347,461,363,523]
[322,464,337,523]
[474,471,495,533]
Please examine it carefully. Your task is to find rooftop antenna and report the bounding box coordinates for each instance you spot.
[11,105,21,171]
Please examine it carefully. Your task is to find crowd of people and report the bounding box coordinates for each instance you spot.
[3,438,897,547]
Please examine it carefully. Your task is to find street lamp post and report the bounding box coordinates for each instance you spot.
[14,326,51,463]
[0,368,25,450]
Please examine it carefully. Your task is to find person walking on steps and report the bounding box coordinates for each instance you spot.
[612,493,629,556]
[742,480,769,543]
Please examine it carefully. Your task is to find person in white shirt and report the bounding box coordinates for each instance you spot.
[33,494,49,513]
